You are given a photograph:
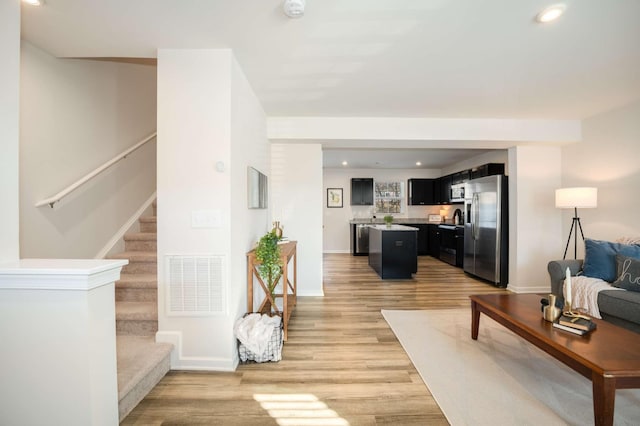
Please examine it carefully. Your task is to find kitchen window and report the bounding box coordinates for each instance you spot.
[374,181,404,214]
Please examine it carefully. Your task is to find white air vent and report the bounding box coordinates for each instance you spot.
[166,255,226,316]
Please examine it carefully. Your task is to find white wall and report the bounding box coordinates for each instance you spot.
[507,146,563,293]
[560,100,640,250]
[230,57,270,331]
[157,49,269,371]
[268,117,581,147]
[0,0,20,261]
[272,144,324,296]
[20,42,157,259]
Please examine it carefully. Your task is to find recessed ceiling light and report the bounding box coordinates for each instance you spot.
[341,161,348,166]
[283,0,305,19]
[416,161,422,166]
[22,0,45,5]
[536,4,566,23]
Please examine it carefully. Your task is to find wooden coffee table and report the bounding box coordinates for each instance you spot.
[470,293,640,426]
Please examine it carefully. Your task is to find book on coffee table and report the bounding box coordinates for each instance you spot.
[552,322,593,335]
[558,314,597,332]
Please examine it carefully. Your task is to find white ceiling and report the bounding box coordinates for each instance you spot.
[20,0,640,168]
[322,148,493,169]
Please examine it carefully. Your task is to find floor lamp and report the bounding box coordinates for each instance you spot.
[555,187,598,259]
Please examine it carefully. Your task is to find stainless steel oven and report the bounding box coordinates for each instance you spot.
[439,224,464,267]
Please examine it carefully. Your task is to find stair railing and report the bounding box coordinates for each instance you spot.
[35,132,157,208]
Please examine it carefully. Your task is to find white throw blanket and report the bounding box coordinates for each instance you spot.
[234,313,281,355]
[564,276,623,319]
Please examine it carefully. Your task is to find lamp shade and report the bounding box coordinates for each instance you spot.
[555,187,598,209]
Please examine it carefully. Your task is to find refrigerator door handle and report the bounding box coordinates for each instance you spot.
[473,193,480,240]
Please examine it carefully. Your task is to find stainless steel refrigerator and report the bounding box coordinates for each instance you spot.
[464,175,508,287]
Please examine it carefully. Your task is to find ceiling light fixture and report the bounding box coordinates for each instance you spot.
[416,161,422,166]
[536,3,566,23]
[22,0,45,5]
[283,0,305,19]
[341,161,348,166]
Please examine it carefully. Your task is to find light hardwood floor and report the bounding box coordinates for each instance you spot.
[122,254,506,425]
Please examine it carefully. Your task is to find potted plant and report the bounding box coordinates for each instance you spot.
[255,230,283,311]
[384,215,394,227]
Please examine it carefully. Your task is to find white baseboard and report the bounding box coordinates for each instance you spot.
[156,330,239,372]
[507,283,551,294]
[95,192,157,259]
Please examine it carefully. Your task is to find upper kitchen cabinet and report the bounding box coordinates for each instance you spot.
[351,178,374,205]
[438,174,452,204]
[470,163,505,179]
[451,170,470,184]
[408,178,435,205]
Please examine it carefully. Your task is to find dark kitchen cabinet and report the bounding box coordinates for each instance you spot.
[415,224,430,255]
[351,178,374,205]
[427,224,440,258]
[470,163,505,179]
[439,175,452,204]
[369,227,418,279]
[456,226,464,267]
[408,179,435,205]
[451,170,470,185]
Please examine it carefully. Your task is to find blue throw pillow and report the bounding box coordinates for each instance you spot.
[613,254,640,292]
[583,238,640,282]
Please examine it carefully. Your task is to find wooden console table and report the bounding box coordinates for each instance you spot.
[247,240,297,340]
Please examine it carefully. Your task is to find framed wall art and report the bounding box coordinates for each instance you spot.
[327,188,343,208]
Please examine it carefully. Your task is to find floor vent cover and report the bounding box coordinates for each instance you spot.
[166,255,225,315]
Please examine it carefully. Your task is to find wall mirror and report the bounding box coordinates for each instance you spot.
[247,166,268,209]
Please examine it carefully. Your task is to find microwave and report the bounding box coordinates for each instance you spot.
[450,183,465,202]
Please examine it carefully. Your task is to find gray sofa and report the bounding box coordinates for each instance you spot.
[548,259,640,334]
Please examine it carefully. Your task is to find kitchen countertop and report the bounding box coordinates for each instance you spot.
[368,224,419,231]
[350,218,463,227]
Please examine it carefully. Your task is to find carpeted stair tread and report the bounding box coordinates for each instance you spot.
[138,216,157,232]
[117,272,157,282]
[124,232,157,241]
[117,273,157,288]
[116,336,172,421]
[110,251,157,262]
[116,302,157,321]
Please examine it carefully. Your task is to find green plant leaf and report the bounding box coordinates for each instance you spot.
[255,231,283,295]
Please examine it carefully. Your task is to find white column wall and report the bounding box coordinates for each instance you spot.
[19,42,157,259]
[229,57,270,332]
[157,49,269,371]
[271,144,324,296]
[157,49,232,370]
[0,0,20,261]
[508,146,563,293]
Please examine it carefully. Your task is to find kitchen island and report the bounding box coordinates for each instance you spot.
[368,225,418,279]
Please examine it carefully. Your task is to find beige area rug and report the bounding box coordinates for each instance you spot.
[382,308,640,426]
